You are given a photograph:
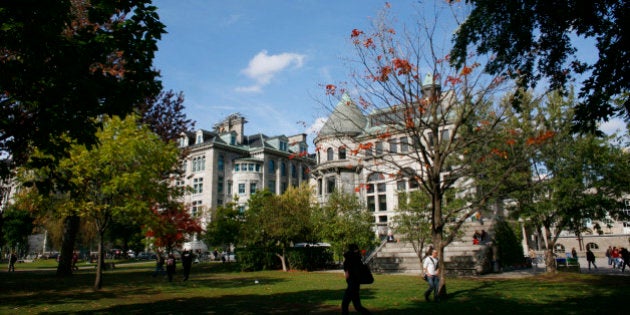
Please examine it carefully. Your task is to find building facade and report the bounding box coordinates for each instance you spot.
[177,113,314,230]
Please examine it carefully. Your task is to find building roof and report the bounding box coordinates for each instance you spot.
[317,93,367,138]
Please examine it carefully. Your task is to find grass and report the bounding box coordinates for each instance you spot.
[1,260,629,314]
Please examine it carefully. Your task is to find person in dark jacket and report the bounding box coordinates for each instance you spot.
[166,253,176,282]
[586,247,597,270]
[341,244,371,315]
[181,250,194,281]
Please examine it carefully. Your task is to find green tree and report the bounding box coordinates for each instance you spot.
[0,0,165,178]
[1,191,36,257]
[393,190,434,261]
[510,91,630,271]
[204,200,243,252]
[450,0,629,132]
[57,115,179,289]
[312,191,375,262]
[242,184,316,271]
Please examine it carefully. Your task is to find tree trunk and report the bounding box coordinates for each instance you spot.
[544,248,557,273]
[56,215,80,277]
[277,249,288,271]
[94,232,104,290]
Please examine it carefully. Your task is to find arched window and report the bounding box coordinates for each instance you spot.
[327,147,334,161]
[339,146,347,160]
[553,243,565,253]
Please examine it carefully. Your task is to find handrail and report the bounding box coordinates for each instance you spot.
[363,238,388,264]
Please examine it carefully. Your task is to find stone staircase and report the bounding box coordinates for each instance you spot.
[368,220,495,276]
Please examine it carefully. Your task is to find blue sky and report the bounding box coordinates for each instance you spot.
[152,0,425,140]
[152,1,625,143]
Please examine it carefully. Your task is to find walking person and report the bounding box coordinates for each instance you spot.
[152,251,166,277]
[586,247,597,270]
[166,253,176,282]
[72,252,79,271]
[620,247,630,272]
[341,244,371,315]
[181,250,194,281]
[8,252,18,272]
[605,246,612,266]
[423,249,440,302]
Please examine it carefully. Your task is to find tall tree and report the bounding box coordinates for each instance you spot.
[449,0,629,133]
[325,3,537,297]
[57,115,180,290]
[204,201,243,252]
[0,0,165,179]
[242,184,316,271]
[146,203,202,253]
[509,91,630,271]
[312,191,376,262]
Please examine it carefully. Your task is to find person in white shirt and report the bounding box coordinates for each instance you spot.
[423,249,440,302]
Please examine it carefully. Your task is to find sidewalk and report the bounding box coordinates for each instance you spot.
[479,257,630,279]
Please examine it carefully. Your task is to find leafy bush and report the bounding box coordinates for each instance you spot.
[236,247,281,271]
[286,247,334,271]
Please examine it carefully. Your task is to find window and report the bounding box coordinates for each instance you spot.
[192,156,206,172]
[397,180,406,191]
[227,181,232,195]
[327,148,334,161]
[191,200,202,217]
[366,172,387,212]
[268,180,276,193]
[317,179,322,195]
[303,167,309,180]
[218,155,224,171]
[238,183,245,195]
[196,134,203,144]
[326,177,336,194]
[291,164,297,178]
[281,182,287,194]
[255,164,261,172]
[441,129,450,142]
[379,215,388,223]
[427,132,435,148]
[339,147,346,159]
[218,176,224,193]
[279,141,288,151]
[375,141,383,155]
[268,160,275,173]
[179,137,187,148]
[367,196,375,212]
[193,178,203,194]
[365,145,373,157]
[235,164,240,172]
[250,182,257,194]
[281,162,287,176]
[400,137,409,152]
[389,139,397,153]
[248,163,254,171]
[230,134,236,145]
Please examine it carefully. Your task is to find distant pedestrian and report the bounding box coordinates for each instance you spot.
[72,252,79,271]
[571,247,578,259]
[586,248,597,270]
[606,246,612,266]
[423,249,440,302]
[166,253,176,282]
[181,250,194,281]
[152,252,166,277]
[341,244,371,315]
[8,252,18,272]
[620,247,630,272]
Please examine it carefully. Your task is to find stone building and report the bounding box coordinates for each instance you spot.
[176,113,314,231]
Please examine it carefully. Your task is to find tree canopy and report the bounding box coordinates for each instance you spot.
[450,0,629,133]
[0,0,165,179]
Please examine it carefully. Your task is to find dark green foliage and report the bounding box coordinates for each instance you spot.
[1,207,34,256]
[493,219,524,268]
[237,247,281,271]
[450,0,629,133]
[286,247,334,271]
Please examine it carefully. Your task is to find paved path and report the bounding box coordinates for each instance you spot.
[480,257,630,278]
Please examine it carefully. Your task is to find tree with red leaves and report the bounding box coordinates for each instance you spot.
[147,204,203,253]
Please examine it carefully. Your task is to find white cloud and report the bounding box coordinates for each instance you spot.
[600,118,627,135]
[307,117,328,136]
[236,50,305,93]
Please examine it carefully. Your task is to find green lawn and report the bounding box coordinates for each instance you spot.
[1,260,628,314]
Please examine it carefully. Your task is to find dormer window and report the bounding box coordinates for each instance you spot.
[230,134,236,145]
[179,137,187,148]
[279,141,288,151]
[196,134,203,144]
